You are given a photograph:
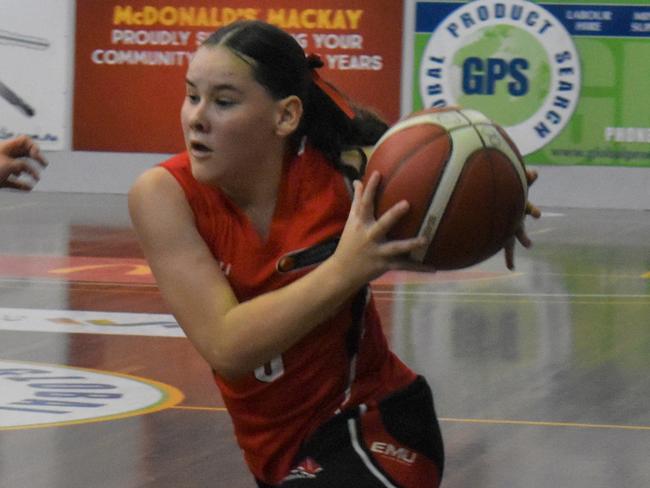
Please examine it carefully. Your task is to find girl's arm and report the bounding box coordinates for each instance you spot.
[129,168,424,380]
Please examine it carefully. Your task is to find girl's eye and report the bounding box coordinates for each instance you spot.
[215,99,235,107]
[187,94,199,103]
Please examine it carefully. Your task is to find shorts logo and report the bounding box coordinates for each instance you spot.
[370,441,418,465]
[419,0,581,155]
[283,457,324,481]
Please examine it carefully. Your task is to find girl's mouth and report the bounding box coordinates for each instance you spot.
[190,141,212,156]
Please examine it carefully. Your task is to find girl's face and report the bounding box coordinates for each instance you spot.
[181,45,285,185]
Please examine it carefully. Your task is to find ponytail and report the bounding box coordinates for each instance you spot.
[301,55,389,178]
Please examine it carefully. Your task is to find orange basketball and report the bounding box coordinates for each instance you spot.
[364,107,528,270]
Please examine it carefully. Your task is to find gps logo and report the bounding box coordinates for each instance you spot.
[419,0,581,155]
[463,57,529,96]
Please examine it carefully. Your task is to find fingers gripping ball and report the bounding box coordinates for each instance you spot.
[364,107,528,270]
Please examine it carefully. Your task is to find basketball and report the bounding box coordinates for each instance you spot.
[364,107,528,270]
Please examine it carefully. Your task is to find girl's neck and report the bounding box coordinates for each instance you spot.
[220,151,290,239]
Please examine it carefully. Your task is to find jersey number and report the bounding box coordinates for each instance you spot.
[254,355,285,383]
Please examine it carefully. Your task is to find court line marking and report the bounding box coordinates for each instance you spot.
[373,296,650,306]
[540,271,648,279]
[372,296,649,302]
[0,202,40,211]
[528,227,554,235]
[170,406,650,432]
[440,417,650,432]
[372,290,649,299]
[173,405,227,412]
[0,277,158,288]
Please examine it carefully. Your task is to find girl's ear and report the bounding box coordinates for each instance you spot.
[275,95,303,137]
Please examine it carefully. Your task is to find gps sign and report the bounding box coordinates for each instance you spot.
[416,0,580,155]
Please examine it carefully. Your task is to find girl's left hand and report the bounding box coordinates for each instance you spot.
[332,171,428,285]
[504,168,541,270]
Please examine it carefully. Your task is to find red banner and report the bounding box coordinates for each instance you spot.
[73,1,404,153]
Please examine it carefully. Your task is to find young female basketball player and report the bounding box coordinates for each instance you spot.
[129,20,538,487]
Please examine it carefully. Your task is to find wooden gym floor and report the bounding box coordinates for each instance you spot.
[0,190,648,488]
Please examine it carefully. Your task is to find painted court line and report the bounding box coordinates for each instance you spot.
[168,406,650,433]
[173,405,228,412]
[372,290,649,299]
[440,417,650,432]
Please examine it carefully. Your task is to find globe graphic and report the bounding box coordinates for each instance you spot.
[450,25,551,126]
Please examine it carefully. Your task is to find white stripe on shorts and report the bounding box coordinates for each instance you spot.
[347,416,399,488]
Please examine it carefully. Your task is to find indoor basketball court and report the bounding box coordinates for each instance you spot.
[1,190,648,487]
[2,0,650,487]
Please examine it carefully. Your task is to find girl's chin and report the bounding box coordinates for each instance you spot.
[189,159,219,184]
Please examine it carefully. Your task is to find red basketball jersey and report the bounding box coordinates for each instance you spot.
[161,147,416,484]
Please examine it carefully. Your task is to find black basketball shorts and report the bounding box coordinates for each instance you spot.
[257,375,444,488]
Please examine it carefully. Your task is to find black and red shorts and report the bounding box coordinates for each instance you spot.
[257,376,444,487]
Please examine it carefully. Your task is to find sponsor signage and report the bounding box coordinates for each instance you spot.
[407,0,650,166]
[73,0,404,152]
[0,308,182,337]
[0,360,184,430]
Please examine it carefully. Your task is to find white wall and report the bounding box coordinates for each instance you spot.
[34,151,650,210]
[34,151,167,194]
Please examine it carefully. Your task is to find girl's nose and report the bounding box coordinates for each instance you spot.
[189,103,209,132]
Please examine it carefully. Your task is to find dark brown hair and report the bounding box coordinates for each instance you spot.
[202,20,388,177]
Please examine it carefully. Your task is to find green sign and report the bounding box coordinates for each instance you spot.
[408,0,650,166]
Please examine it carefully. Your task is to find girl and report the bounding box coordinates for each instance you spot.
[129,20,537,487]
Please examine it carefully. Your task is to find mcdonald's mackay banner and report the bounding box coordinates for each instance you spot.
[73,1,403,153]
[405,0,650,166]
